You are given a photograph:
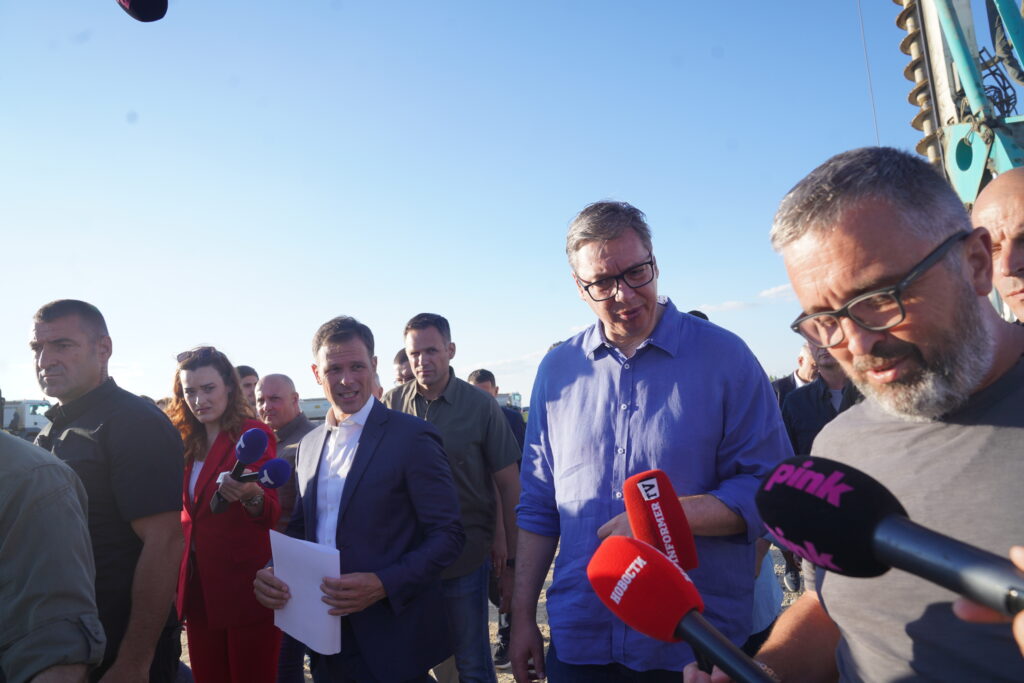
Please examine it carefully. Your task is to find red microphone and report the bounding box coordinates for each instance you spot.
[588,536,773,683]
[624,469,699,569]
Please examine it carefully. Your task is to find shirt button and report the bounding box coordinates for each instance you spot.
[616,447,625,455]
[620,403,628,410]
[614,490,623,500]
[624,363,631,369]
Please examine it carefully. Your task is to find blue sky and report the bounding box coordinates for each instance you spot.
[0,1,927,405]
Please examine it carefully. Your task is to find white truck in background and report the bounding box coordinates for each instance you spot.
[299,397,331,422]
[2,396,52,441]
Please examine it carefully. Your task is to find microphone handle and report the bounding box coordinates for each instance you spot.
[675,612,774,683]
[874,515,1024,615]
[209,460,249,514]
[210,491,230,514]
[229,459,248,480]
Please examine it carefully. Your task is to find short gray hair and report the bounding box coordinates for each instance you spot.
[566,201,653,268]
[770,147,970,251]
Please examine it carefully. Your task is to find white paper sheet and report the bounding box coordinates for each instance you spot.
[269,530,341,655]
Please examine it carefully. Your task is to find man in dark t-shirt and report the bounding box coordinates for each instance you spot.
[685,148,1024,682]
[32,300,184,683]
[467,368,525,670]
[467,369,525,454]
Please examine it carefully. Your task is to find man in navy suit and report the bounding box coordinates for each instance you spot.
[771,343,818,406]
[254,316,465,682]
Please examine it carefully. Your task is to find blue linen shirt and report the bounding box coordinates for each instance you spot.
[518,298,792,671]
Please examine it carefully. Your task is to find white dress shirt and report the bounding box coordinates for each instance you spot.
[315,397,376,547]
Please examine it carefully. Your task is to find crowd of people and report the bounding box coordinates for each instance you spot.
[2,146,1024,683]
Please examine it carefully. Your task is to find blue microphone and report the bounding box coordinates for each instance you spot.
[210,429,269,513]
[255,458,293,489]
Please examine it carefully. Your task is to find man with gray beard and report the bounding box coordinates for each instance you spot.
[685,147,1024,683]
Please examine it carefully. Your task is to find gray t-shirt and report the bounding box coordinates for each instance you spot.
[805,356,1024,682]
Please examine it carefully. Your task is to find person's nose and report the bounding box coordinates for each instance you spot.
[997,244,1024,278]
[614,277,637,303]
[840,316,887,358]
[36,346,56,370]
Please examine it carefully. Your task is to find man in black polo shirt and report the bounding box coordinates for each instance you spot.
[32,300,184,683]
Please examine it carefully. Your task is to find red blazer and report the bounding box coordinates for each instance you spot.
[177,419,280,629]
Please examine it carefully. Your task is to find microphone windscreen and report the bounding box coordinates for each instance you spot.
[587,536,703,642]
[755,456,906,577]
[116,0,167,22]
[624,469,699,569]
[236,428,269,465]
[258,458,293,489]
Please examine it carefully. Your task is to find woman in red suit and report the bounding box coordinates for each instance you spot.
[167,346,281,683]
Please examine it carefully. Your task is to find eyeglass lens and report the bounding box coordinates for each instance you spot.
[587,262,654,301]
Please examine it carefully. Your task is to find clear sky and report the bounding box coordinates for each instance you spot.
[0,1,929,406]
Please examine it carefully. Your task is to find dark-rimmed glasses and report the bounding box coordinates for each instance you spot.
[791,231,970,348]
[176,346,219,363]
[575,258,656,302]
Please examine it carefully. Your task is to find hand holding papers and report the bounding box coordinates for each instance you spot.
[262,530,342,655]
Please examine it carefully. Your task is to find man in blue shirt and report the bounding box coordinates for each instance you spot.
[509,201,791,681]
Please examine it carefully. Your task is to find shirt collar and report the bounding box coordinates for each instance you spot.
[414,367,457,405]
[325,396,376,430]
[811,376,851,400]
[275,412,311,440]
[45,377,118,425]
[581,297,678,359]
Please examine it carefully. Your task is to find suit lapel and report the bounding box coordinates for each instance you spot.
[189,432,232,513]
[335,401,387,533]
[300,426,330,542]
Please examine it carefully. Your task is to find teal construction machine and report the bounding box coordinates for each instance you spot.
[895,0,1024,316]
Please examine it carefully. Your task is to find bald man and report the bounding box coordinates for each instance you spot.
[973,168,1024,320]
[254,374,315,533]
[254,374,317,683]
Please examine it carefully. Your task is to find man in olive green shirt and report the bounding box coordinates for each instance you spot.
[0,431,105,683]
[384,313,521,683]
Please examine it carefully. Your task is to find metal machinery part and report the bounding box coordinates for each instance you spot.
[894,0,1024,318]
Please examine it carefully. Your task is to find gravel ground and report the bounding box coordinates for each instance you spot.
[179,549,798,682]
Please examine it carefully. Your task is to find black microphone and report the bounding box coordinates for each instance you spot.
[210,428,269,514]
[115,0,167,22]
[756,456,1024,615]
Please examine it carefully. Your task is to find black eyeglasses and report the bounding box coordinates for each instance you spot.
[176,346,219,363]
[576,258,656,302]
[791,231,970,348]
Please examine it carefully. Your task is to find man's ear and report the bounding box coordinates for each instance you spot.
[447,342,456,360]
[97,335,113,362]
[371,356,378,373]
[573,272,587,302]
[965,227,995,296]
[311,362,322,384]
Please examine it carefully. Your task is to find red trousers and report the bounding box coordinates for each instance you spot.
[184,576,281,683]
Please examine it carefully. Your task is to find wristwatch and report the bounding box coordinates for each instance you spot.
[242,494,265,508]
